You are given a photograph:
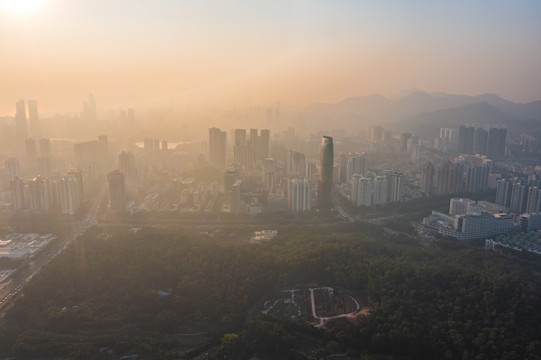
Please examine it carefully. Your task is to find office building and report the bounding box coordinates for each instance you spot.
[318,136,333,212]
[208,128,227,169]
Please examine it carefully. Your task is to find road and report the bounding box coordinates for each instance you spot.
[0,185,106,315]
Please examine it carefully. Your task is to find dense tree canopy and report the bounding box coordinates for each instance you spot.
[0,223,540,359]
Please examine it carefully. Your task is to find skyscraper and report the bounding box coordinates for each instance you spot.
[347,156,367,183]
[233,129,248,168]
[421,162,435,196]
[259,129,270,161]
[57,174,81,215]
[495,179,512,207]
[288,178,311,213]
[351,175,373,207]
[458,126,475,154]
[373,176,388,205]
[25,138,37,163]
[40,138,51,157]
[526,187,541,213]
[10,176,25,211]
[510,182,528,214]
[208,127,227,168]
[287,150,306,178]
[107,170,126,211]
[318,136,333,212]
[118,151,137,183]
[15,99,28,153]
[473,128,488,155]
[27,100,41,139]
[487,128,507,160]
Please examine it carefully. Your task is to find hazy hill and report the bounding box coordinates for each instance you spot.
[401,102,520,139]
[302,91,541,138]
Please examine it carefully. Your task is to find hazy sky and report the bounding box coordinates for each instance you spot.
[1,0,540,115]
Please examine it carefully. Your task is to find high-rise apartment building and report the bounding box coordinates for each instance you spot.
[510,182,528,214]
[351,175,372,207]
[208,128,227,168]
[10,176,25,211]
[421,162,435,196]
[487,128,507,160]
[473,128,488,155]
[347,156,367,184]
[28,176,51,211]
[118,151,137,183]
[526,187,541,213]
[57,174,81,215]
[288,178,311,213]
[287,150,306,178]
[458,126,475,154]
[495,179,512,207]
[373,175,388,205]
[40,138,51,157]
[25,138,37,163]
[107,170,126,211]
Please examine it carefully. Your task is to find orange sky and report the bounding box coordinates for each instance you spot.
[1,0,540,115]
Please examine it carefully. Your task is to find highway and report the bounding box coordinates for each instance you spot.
[0,185,106,315]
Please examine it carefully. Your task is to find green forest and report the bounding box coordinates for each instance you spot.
[0,223,540,359]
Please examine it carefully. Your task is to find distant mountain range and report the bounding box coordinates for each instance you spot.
[302,91,541,139]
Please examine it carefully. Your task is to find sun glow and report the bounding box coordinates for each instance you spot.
[0,0,45,14]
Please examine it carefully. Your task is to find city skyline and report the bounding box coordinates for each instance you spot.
[1,1,540,115]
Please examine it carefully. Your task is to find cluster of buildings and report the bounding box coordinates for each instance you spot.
[420,154,499,197]
[210,127,331,215]
[437,126,506,159]
[423,195,541,243]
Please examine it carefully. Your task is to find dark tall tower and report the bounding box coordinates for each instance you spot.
[487,128,506,160]
[458,126,475,154]
[473,128,488,155]
[318,136,334,212]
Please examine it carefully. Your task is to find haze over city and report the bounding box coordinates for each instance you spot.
[1,0,541,115]
[1,1,541,359]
